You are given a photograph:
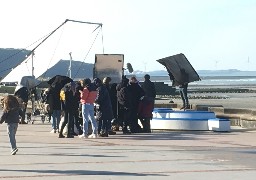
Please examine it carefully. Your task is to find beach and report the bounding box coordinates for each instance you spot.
[157,92,256,110]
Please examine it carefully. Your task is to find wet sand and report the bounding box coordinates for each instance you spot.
[155,84,256,110]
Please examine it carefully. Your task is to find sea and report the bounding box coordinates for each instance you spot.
[189,76,256,86]
[144,76,256,87]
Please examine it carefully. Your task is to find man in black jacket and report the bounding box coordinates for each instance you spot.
[140,74,156,132]
[116,76,132,134]
[14,87,29,124]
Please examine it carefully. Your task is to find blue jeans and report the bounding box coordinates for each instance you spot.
[7,123,18,151]
[51,110,61,130]
[82,103,97,135]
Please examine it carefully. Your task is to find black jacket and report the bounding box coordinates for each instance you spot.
[14,87,29,103]
[127,82,145,108]
[95,85,113,120]
[142,80,156,98]
[116,78,132,109]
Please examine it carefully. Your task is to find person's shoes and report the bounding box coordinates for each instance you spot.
[66,134,74,138]
[99,133,108,137]
[88,134,97,138]
[19,121,28,124]
[184,105,190,109]
[58,134,65,138]
[180,106,185,110]
[79,134,88,138]
[108,131,116,135]
[50,129,57,133]
[11,148,18,155]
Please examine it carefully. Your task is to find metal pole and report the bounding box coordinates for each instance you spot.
[69,52,72,78]
[31,51,35,77]
[101,26,104,54]
[31,51,35,114]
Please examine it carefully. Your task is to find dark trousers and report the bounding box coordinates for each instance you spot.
[21,103,27,122]
[139,118,151,133]
[119,108,131,132]
[97,111,110,134]
[179,84,189,107]
[74,109,83,134]
[60,110,74,136]
[129,107,142,133]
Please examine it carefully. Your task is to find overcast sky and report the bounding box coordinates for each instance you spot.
[1,0,256,80]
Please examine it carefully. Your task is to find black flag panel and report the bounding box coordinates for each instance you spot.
[157,53,200,86]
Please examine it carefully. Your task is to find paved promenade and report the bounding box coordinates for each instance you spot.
[1,116,256,180]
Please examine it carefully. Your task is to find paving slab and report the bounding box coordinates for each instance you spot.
[1,115,256,179]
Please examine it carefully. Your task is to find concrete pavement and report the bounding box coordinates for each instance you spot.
[1,116,256,180]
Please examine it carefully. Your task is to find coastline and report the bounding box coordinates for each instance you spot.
[155,93,256,110]
[155,83,256,110]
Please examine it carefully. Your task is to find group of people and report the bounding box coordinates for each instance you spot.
[41,74,156,139]
[0,71,192,155]
[116,75,156,134]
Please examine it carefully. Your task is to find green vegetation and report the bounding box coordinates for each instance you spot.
[0,86,15,94]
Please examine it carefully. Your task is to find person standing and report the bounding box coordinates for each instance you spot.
[48,86,62,133]
[59,82,77,138]
[0,95,23,155]
[127,76,145,133]
[79,78,98,138]
[14,87,29,124]
[116,76,132,134]
[178,68,190,109]
[142,74,156,103]
[102,77,116,135]
[167,68,190,110]
[94,78,113,137]
[140,74,156,132]
[74,80,83,128]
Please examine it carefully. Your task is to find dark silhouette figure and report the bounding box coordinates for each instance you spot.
[14,87,29,124]
[116,76,132,134]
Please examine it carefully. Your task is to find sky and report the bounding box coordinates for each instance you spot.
[1,0,256,81]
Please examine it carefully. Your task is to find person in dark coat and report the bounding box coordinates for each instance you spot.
[167,68,190,110]
[14,87,29,124]
[47,75,73,133]
[109,83,119,130]
[140,74,156,133]
[94,78,113,137]
[116,76,132,134]
[127,76,145,133]
[74,81,83,130]
[47,87,61,133]
[59,82,81,138]
[102,77,116,135]
[141,74,156,102]
[178,68,190,109]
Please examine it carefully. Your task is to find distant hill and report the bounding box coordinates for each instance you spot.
[38,59,94,80]
[0,48,30,81]
[1,48,256,82]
